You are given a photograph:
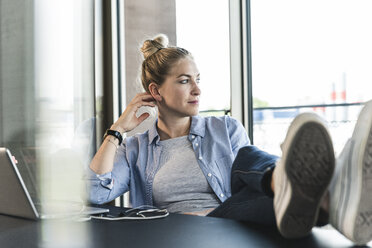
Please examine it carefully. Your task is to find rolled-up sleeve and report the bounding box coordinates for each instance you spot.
[87,144,131,204]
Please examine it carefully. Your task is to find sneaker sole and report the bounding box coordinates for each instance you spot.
[336,101,372,244]
[276,118,335,238]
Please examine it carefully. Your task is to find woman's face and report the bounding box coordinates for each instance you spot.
[157,57,201,117]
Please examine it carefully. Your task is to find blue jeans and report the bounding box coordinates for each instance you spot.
[208,145,278,226]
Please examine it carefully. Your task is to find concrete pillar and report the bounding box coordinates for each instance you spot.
[124,0,176,135]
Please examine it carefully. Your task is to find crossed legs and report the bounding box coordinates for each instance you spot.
[210,100,372,245]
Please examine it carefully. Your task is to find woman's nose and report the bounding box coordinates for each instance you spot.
[192,81,201,95]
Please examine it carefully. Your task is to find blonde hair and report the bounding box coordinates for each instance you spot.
[140,34,192,93]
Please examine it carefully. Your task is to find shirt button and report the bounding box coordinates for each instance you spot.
[220,193,224,198]
[199,156,203,160]
[195,143,199,147]
[207,173,212,177]
[191,135,195,139]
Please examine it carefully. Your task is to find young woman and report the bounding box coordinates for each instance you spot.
[88,34,372,245]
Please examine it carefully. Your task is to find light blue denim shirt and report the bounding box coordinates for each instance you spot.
[88,115,250,207]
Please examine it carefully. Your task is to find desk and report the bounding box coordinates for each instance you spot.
[0,205,370,248]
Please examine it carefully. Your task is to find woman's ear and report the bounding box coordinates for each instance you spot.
[148,83,162,102]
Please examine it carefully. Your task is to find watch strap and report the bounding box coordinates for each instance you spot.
[104,129,123,146]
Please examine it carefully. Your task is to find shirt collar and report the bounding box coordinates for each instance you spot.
[189,115,205,138]
[148,120,160,145]
[148,115,205,145]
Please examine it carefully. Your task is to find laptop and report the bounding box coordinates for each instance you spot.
[0,147,109,220]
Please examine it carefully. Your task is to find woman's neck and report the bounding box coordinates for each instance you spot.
[156,115,191,140]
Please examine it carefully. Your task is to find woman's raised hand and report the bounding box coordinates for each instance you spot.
[111,93,156,133]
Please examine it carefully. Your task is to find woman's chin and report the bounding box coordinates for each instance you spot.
[189,109,199,116]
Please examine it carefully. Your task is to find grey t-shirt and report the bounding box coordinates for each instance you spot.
[152,136,220,214]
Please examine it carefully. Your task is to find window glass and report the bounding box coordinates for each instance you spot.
[251,0,372,155]
[1,0,94,245]
[34,0,95,203]
[176,0,231,116]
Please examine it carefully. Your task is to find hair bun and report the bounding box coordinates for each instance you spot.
[141,34,169,59]
[153,34,169,48]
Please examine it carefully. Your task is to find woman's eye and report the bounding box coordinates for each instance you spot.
[196,78,201,84]
[180,79,188,84]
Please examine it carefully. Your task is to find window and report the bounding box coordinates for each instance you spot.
[34,0,95,202]
[251,0,372,155]
[1,0,95,245]
[176,0,231,116]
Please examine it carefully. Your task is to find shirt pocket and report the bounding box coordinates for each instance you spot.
[214,154,234,194]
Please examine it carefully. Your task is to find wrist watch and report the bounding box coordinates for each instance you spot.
[103,129,123,146]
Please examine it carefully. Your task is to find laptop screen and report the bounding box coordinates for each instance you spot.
[0,147,39,219]
[0,147,109,220]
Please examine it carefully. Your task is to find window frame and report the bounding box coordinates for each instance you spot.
[230,0,254,143]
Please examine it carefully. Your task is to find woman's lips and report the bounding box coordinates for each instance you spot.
[188,100,199,104]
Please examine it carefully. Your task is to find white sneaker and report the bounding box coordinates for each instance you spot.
[274,113,335,238]
[329,100,372,245]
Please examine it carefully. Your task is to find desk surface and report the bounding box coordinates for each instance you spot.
[0,205,370,248]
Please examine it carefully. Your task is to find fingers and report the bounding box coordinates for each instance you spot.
[114,93,155,133]
[137,112,150,123]
[135,92,153,99]
[138,102,156,109]
[137,94,156,104]
[135,93,155,101]
[131,93,156,109]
